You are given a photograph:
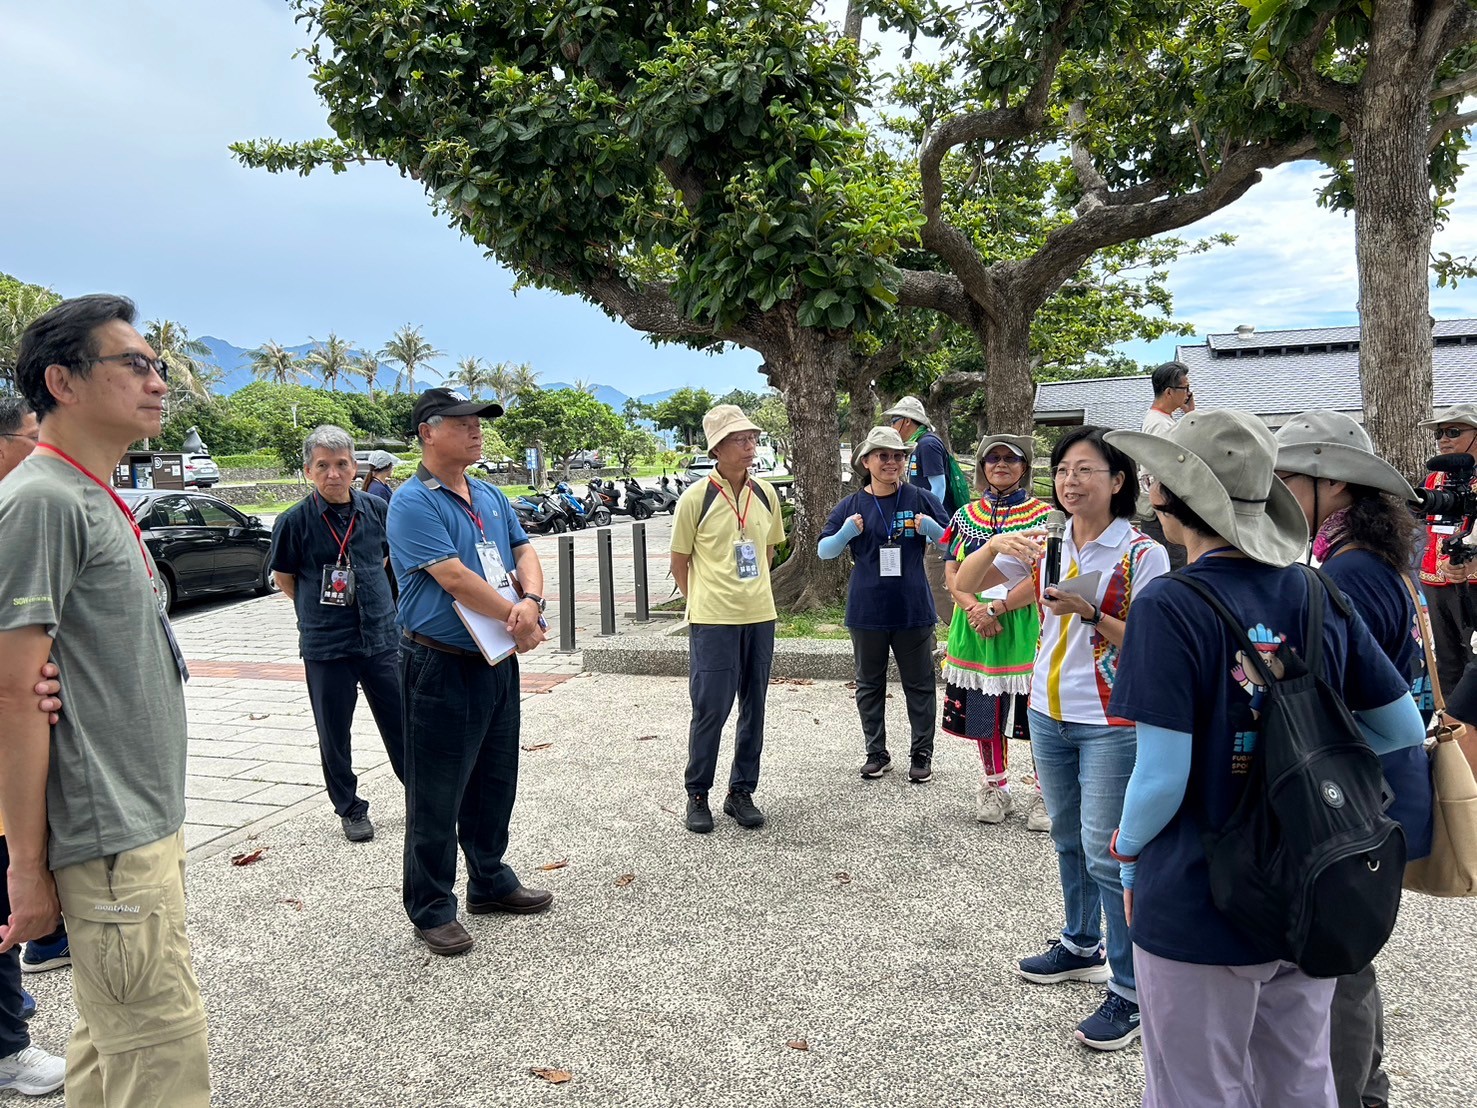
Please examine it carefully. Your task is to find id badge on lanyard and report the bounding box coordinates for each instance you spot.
[879,543,902,577]
[478,541,511,588]
[734,539,760,580]
[319,503,358,607]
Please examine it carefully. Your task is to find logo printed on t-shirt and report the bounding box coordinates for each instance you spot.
[1229,623,1287,773]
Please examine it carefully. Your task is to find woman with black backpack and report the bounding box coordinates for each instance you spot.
[1104,410,1426,1107]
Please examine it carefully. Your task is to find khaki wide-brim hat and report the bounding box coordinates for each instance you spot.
[702,404,762,457]
[976,432,1034,467]
[1106,410,1309,567]
[882,395,931,428]
[853,425,914,464]
[1274,410,1416,500]
[1418,403,1477,430]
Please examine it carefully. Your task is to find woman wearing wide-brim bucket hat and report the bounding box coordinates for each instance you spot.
[818,426,950,783]
[1100,409,1427,1107]
[939,432,1053,828]
[1274,410,1432,1108]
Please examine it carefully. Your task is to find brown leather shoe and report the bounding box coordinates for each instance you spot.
[467,885,554,915]
[416,920,474,956]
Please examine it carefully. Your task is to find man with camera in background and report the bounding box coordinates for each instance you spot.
[1418,404,1477,695]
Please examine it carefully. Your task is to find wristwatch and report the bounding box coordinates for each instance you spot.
[984,601,1000,619]
[523,592,547,613]
[1082,603,1102,627]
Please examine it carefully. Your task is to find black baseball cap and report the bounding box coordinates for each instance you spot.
[410,388,504,433]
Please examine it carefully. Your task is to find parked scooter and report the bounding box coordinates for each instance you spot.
[552,481,592,530]
[512,488,568,534]
[588,477,640,519]
[650,475,681,515]
[622,476,666,520]
[580,482,614,527]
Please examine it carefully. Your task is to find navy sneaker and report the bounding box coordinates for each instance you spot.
[19,990,34,1021]
[1075,991,1142,1051]
[1016,939,1110,985]
[21,935,69,975]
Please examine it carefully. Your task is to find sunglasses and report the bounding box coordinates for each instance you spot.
[982,453,1022,465]
[868,450,908,463]
[1434,426,1473,441]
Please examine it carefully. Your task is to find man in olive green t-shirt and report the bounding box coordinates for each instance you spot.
[669,405,786,835]
[0,295,209,1106]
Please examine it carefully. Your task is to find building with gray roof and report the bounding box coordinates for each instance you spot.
[1034,319,1477,430]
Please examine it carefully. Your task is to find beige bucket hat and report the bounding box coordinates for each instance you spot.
[1106,409,1309,567]
[852,425,914,465]
[882,395,931,428]
[1274,410,1416,500]
[1418,403,1477,430]
[702,404,762,457]
[976,432,1034,466]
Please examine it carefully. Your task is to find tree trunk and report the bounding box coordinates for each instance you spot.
[841,362,877,453]
[766,329,849,611]
[980,309,1037,436]
[1352,57,1435,482]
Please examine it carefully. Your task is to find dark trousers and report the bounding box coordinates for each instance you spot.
[1428,582,1477,697]
[1137,512,1187,571]
[0,838,29,1059]
[1331,963,1388,1108]
[685,622,775,796]
[850,625,937,761]
[303,648,406,820]
[400,643,522,929]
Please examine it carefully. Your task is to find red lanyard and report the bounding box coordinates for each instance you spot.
[709,476,753,536]
[435,486,486,540]
[36,444,154,582]
[315,494,358,566]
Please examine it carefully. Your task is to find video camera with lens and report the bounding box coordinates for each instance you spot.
[1417,452,1477,565]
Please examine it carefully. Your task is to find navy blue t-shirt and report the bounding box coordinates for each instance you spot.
[1322,546,1434,857]
[820,484,948,631]
[908,431,948,488]
[1108,557,1410,966]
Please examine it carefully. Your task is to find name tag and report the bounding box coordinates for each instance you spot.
[477,542,510,588]
[879,543,901,577]
[320,565,356,607]
[734,540,760,580]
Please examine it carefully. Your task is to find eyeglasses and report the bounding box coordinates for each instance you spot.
[1168,383,1191,392]
[82,352,169,381]
[0,432,39,443]
[1434,426,1473,441]
[868,450,908,463]
[983,453,1022,466]
[726,432,760,446]
[1053,465,1112,482]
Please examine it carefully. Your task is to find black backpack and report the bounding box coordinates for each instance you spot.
[1168,565,1406,978]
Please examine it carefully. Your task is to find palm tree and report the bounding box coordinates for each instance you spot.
[0,281,60,385]
[144,319,216,401]
[511,361,541,398]
[379,324,444,393]
[350,352,381,394]
[248,341,305,386]
[448,356,491,398]
[571,376,597,395]
[306,332,354,391]
[486,362,518,406]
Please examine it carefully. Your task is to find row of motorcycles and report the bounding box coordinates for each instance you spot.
[510,475,689,534]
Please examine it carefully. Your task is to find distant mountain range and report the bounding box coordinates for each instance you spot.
[197,337,681,412]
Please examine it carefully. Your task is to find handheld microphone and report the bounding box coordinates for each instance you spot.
[1043,510,1067,588]
[1427,452,1476,472]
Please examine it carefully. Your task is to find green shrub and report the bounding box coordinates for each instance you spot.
[217,452,280,470]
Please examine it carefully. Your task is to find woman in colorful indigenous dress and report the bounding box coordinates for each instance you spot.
[941,433,1052,828]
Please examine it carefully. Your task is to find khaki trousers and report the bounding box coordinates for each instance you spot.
[52,829,210,1108]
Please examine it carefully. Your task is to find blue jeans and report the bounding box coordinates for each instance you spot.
[1028,708,1138,1001]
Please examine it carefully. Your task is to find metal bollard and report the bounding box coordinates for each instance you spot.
[632,521,650,622]
[596,526,617,637]
[555,533,576,653]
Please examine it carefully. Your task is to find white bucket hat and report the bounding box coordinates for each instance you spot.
[852,425,914,465]
[976,432,1034,466]
[702,404,762,457]
[882,395,931,428]
[1106,409,1309,567]
[1273,410,1416,500]
[1418,403,1477,430]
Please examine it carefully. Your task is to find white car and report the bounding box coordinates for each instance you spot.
[184,453,219,488]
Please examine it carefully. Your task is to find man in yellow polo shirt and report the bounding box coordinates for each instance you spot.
[670,405,787,834]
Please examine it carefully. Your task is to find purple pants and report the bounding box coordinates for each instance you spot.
[1135,944,1337,1108]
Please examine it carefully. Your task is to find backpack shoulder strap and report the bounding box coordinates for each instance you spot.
[1296,564,1330,679]
[1164,570,1280,689]
[746,477,774,515]
[697,479,723,526]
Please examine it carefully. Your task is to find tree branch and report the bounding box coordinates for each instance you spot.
[895,269,976,329]
[1428,1,1477,65]
[1430,107,1477,149]
[1430,64,1477,103]
[1278,9,1357,117]
[657,157,707,215]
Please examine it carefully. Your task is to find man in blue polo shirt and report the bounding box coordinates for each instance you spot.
[269,424,405,843]
[387,388,551,957]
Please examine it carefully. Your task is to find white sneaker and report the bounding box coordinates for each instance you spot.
[0,1044,66,1096]
[1025,791,1052,833]
[975,782,1008,824]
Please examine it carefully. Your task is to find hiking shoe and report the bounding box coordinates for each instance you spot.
[20,935,69,974]
[19,989,34,1021]
[0,1044,66,1096]
[1017,940,1110,985]
[976,782,1008,824]
[860,754,892,779]
[686,793,714,834]
[342,814,375,843]
[723,789,765,829]
[1024,791,1052,833]
[908,756,933,783]
[1075,991,1142,1051]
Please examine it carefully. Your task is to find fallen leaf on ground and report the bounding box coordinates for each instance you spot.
[770,676,814,686]
[833,872,851,885]
[281,898,304,910]
[529,1068,572,1084]
[248,713,269,721]
[522,742,553,752]
[538,859,569,872]
[533,688,552,695]
[786,1039,810,1051]
[636,734,659,741]
[844,681,857,690]
[230,848,268,867]
[613,873,636,888]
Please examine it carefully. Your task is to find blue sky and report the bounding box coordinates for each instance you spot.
[4,2,1477,395]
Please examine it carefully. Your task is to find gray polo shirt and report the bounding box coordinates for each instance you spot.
[0,455,188,869]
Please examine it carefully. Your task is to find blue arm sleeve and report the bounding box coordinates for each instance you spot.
[817,517,860,560]
[917,515,945,543]
[1353,695,1426,755]
[1116,723,1193,889]
[927,473,946,501]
